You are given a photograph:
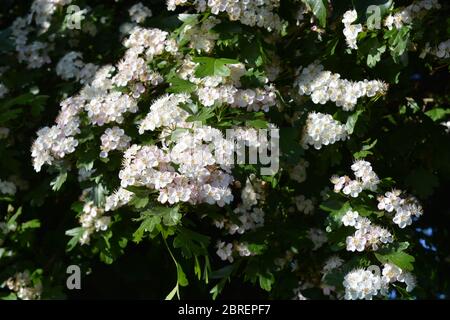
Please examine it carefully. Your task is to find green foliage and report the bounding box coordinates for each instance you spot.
[0,0,449,301]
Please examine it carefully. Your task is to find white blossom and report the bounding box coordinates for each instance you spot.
[301,112,348,150]
[128,2,152,24]
[295,62,388,111]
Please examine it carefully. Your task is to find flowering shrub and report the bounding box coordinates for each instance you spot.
[0,0,449,300]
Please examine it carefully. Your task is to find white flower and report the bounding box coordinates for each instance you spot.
[301,112,348,150]
[0,179,17,196]
[78,201,111,245]
[342,209,359,227]
[342,10,358,25]
[168,0,283,32]
[342,180,363,198]
[307,228,327,250]
[129,2,152,24]
[382,263,403,283]
[322,256,344,274]
[99,126,131,158]
[0,83,8,99]
[0,127,10,139]
[289,159,309,183]
[398,272,416,292]
[343,268,383,300]
[384,0,441,30]
[377,191,423,228]
[295,62,387,111]
[295,195,314,214]
[342,10,362,50]
[346,235,366,252]
[216,241,234,262]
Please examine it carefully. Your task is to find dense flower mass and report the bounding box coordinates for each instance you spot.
[167,0,283,31]
[384,0,441,30]
[377,190,423,228]
[295,62,388,111]
[1,0,448,301]
[342,10,362,50]
[301,112,348,150]
[343,263,416,300]
[331,160,380,197]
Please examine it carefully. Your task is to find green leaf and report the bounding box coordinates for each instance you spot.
[92,183,106,207]
[50,171,67,191]
[425,108,450,122]
[177,264,189,287]
[129,195,149,209]
[0,293,17,300]
[245,119,268,129]
[302,0,327,27]
[346,110,363,134]
[247,243,267,255]
[186,106,215,123]
[192,57,239,77]
[362,37,386,68]
[162,205,182,226]
[375,250,415,271]
[167,77,197,93]
[210,265,235,279]
[173,227,210,258]
[65,227,84,251]
[258,271,275,291]
[385,26,410,61]
[21,219,41,230]
[133,215,161,243]
[7,207,22,228]
[165,285,178,300]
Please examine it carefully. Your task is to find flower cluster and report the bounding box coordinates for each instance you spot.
[129,2,152,24]
[31,0,73,32]
[377,190,424,228]
[289,159,309,183]
[11,15,51,69]
[56,51,98,84]
[78,201,111,245]
[212,176,266,239]
[295,62,388,111]
[180,16,220,53]
[301,112,348,150]
[294,195,314,214]
[32,26,173,171]
[342,209,393,252]
[0,127,9,139]
[118,128,234,207]
[331,160,380,197]
[10,0,73,69]
[342,10,362,50]
[0,83,8,99]
[384,0,441,30]
[322,256,344,274]
[138,94,191,133]
[307,228,327,250]
[105,188,134,212]
[99,126,132,158]
[3,271,42,300]
[167,0,283,32]
[421,39,450,59]
[216,241,254,263]
[31,96,82,172]
[0,179,17,196]
[176,57,277,112]
[198,84,277,112]
[343,263,416,300]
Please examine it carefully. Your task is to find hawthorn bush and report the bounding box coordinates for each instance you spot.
[0,0,449,300]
